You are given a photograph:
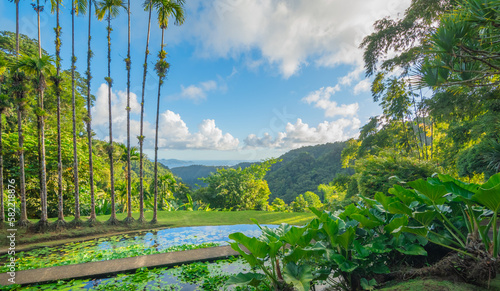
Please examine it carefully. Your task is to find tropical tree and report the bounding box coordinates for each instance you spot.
[124,0,133,224]
[14,54,54,229]
[151,0,185,224]
[70,0,88,225]
[85,0,97,225]
[419,0,500,88]
[96,0,125,225]
[52,0,67,227]
[0,54,8,225]
[138,0,154,224]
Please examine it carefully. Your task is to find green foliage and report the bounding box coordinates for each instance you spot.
[291,194,308,212]
[371,173,500,261]
[197,159,276,210]
[354,152,439,197]
[270,197,288,212]
[303,191,323,209]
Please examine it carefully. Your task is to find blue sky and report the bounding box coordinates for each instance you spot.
[0,0,411,161]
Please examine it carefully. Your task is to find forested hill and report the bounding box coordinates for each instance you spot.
[266,142,353,203]
[170,142,353,203]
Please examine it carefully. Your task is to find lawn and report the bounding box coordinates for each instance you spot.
[0,210,315,249]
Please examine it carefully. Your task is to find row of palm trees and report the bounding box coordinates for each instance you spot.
[1,0,185,229]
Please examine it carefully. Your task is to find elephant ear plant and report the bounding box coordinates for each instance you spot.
[226,221,330,291]
[227,203,428,290]
[365,173,500,285]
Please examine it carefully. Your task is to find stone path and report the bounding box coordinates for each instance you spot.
[0,245,239,286]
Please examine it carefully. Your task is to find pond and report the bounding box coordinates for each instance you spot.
[4,257,254,290]
[0,224,278,272]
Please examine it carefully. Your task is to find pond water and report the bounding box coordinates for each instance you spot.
[0,224,278,272]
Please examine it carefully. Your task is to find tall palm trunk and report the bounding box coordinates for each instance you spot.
[15,0,29,226]
[138,3,152,223]
[106,13,118,225]
[86,1,97,224]
[0,80,4,226]
[152,29,165,224]
[36,0,49,228]
[71,0,81,223]
[54,0,66,227]
[124,0,133,224]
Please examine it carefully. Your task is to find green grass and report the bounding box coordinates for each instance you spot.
[0,210,315,249]
[380,277,500,291]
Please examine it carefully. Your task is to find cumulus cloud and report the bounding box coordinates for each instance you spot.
[244,118,361,149]
[302,86,359,117]
[179,0,411,78]
[353,79,371,95]
[91,84,239,151]
[179,80,218,102]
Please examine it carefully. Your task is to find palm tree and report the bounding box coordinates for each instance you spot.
[14,54,54,230]
[138,0,154,224]
[123,0,133,224]
[12,68,30,226]
[10,1,29,226]
[71,0,88,226]
[53,0,67,228]
[86,0,97,225]
[151,0,185,224]
[96,0,125,225]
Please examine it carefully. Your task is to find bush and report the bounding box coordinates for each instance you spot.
[354,152,439,197]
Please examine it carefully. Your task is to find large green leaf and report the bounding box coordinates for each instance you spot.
[226,272,266,287]
[282,226,307,246]
[481,173,500,190]
[229,233,269,259]
[329,253,359,272]
[413,210,438,226]
[396,244,427,256]
[472,183,500,213]
[351,214,382,229]
[284,242,327,264]
[387,202,413,216]
[229,242,260,267]
[353,240,371,258]
[408,179,448,204]
[384,215,408,235]
[402,226,428,237]
[389,185,419,206]
[283,262,314,291]
[337,227,356,251]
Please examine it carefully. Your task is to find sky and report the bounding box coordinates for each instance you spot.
[0,0,412,161]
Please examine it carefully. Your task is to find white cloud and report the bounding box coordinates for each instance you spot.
[180,0,411,78]
[179,80,218,102]
[244,118,361,149]
[91,84,239,151]
[302,86,359,117]
[353,79,371,95]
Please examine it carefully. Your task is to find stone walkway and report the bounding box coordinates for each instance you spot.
[0,245,239,286]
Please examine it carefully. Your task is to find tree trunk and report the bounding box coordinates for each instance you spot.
[0,112,3,225]
[107,15,118,225]
[17,91,28,226]
[124,0,133,224]
[71,0,81,223]
[138,4,152,223]
[152,29,165,224]
[86,1,97,224]
[37,0,49,230]
[55,0,66,228]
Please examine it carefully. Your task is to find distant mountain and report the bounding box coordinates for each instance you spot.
[265,142,354,203]
[170,162,253,187]
[170,142,353,203]
[158,159,255,169]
